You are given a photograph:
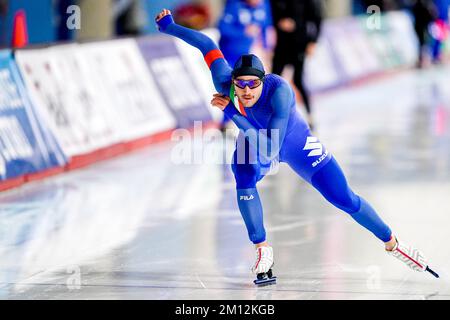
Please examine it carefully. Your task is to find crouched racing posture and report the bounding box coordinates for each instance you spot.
[155,9,439,285]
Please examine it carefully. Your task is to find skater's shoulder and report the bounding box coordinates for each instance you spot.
[264,74,290,90]
[265,75,294,113]
[264,74,290,94]
[264,73,284,84]
[254,74,292,113]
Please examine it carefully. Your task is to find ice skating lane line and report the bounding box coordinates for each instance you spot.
[1,281,447,298]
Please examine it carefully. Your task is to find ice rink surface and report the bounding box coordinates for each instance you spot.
[1,66,450,300]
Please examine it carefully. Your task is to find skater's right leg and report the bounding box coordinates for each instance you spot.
[231,149,266,246]
[231,146,275,276]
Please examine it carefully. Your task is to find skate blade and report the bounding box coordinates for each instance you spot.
[426,266,439,278]
[254,276,277,286]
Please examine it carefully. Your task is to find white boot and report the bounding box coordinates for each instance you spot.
[386,238,439,278]
[252,246,274,275]
[386,238,428,272]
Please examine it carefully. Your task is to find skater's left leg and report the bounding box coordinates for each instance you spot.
[282,132,394,245]
[310,157,394,245]
[282,132,436,274]
[310,159,437,275]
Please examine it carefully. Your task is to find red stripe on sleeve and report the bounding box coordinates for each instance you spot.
[204,49,224,68]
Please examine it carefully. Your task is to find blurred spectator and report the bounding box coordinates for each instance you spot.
[270,0,322,130]
[173,3,210,30]
[218,0,273,67]
[77,0,114,41]
[411,0,437,67]
[0,0,7,45]
[430,0,450,62]
[217,0,274,131]
[115,0,148,36]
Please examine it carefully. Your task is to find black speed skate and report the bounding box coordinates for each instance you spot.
[254,268,277,286]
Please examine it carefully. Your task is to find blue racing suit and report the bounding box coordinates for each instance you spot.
[157,14,393,245]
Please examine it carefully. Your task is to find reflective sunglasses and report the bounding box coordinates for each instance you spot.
[233,78,263,89]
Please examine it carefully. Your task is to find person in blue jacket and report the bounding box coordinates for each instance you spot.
[218,0,273,132]
[218,0,273,67]
[155,9,438,283]
[431,0,450,62]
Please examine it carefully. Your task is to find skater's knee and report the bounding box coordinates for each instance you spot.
[339,193,361,214]
[327,189,361,214]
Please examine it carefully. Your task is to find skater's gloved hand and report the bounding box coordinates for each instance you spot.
[155,8,174,31]
[211,93,231,111]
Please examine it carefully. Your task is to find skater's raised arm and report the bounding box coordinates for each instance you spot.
[211,82,292,164]
[155,9,232,95]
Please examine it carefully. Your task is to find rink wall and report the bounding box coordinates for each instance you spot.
[0,11,430,191]
[304,11,419,92]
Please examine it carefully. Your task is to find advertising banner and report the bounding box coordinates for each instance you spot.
[78,39,176,141]
[138,36,212,128]
[360,15,403,69]
[15,40,176,157]
[0,50,66,181]
[304,34,342,92]
[326,18,381,81]
[385,11,419,66]
[15,46,114,157]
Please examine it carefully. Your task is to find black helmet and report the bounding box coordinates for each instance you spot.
[232,54,265,79]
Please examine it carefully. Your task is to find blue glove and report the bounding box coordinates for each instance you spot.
[156,14,174,32]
